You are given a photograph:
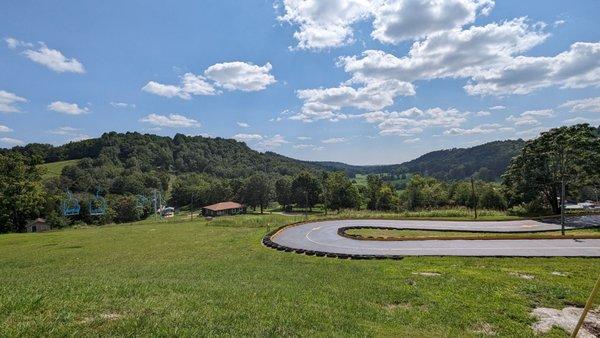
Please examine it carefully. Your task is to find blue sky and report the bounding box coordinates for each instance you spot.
[1,0,599,164]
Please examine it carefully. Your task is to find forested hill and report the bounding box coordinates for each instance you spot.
[308,140,526,181]
[4,132,525,181]
[4,132,321,178]
[398,140,526,181]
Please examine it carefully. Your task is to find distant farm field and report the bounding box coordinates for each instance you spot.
[39,159,78,179]
[1,213,598,336]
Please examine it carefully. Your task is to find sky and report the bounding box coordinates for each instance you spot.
[1,0,599,165]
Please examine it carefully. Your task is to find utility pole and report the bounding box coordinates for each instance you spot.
[470,177,478,219]
[561,178,566,236]
[190,194,193,221]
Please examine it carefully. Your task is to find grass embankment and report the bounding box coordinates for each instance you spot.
[1,213,598,336]
[344,227,600,241]
[39,159,78,180]
[271,207,519,221]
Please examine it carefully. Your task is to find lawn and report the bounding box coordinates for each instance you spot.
[39,159,79,180]
[1,213,598,336]
[345,226,600,241]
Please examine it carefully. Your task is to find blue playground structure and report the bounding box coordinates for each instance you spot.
[61,190,81,216]
[89,189,108,216]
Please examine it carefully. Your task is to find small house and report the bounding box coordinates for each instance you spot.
[202,201,246,217]
[26,218,50,233]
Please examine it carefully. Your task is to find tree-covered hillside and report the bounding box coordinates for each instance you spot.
[399,140,526,181]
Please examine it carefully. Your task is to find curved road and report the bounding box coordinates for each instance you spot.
[270,217,600,257]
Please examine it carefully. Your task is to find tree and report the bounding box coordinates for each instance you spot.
[404,174,449,210]
[366,174,383,210]
[376,184,398,211]
[240,173,273,213]
[479,184,507,210]
[324,172,361,211]
[112,195,142,223]
[0,153,46,232]
[275,176,293,210]
[291,171,321,211]
[503,124,600,214]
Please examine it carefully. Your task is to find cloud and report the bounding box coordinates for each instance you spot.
[4,37,32,49]
[293,143,324,150]
[506,109,554,126]
[22,43,85,73]
[465,42,600,95]
[110,102,136,109]
[321,137,348,144]
[139,113,201,128]
[290,79,414,122]
[0,90,27,113]
[233,133,263,141]
[143,61,275,99]
[236,122,250,128]
[204,62,276,91]
[489,105,505,110]
[48,126,81,135]
[278,0,494,49]
[0,137,25,146]
[403,137,420,143]
[297,136,311,140]
[0,125,13,132]
[564,116,600,125]
[258,134,289,149]
[142,73,217,99]
[560,96,600,113]
[48,101,89,115]
[515,126,550,139]
[370,0,494,44]
[475,111,491,116]
[340,18,547,84]
[444,123,514,135]
[361,107,468,136]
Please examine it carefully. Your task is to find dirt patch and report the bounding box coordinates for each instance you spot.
[551,271,568,277]
[470,322,497,336]
[412,272,441,277]
[509,272,534,280]
[531,306,600,338]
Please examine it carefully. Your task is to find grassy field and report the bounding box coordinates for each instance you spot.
[345,227,600,240]
[39,159,79,179]
[1,213,599,336]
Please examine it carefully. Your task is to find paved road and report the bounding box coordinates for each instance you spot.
[270,217,600,257]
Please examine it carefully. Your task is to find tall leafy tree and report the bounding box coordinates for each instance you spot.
[503,124,600,214]
[366,174,383,210]
[291,171,321,211]
[324,172,361,211]
[274,176,293,210]
[240,173,273,213]
[0,153,46,232]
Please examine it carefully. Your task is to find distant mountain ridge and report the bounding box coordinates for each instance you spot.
[3,132,525,181]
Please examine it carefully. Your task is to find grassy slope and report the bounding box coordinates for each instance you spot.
[1,214,598,336]
[39,159,78,179]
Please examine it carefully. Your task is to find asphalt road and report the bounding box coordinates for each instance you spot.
[270,217,600,257]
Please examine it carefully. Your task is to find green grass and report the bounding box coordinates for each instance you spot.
[318,208,520,221]
[39,159,78,179]
[346,227,600,240]
[1,214,598,336]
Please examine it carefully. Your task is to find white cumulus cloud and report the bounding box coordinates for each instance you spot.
[48,101,89,115]
[0,124,13,132]
[140,113,201,128]
[204,62,276,91]
[0,90,27,113]
[22,43,85,73]
[0,137,25,146]
[233,133,263,141]
[559,97,600,113]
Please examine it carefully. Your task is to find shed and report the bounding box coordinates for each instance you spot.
[26,218,50,233]
[202,201,246,217]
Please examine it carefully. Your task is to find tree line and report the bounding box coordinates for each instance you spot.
[0,124,598,233]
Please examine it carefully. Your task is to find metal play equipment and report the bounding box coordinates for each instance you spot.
[89,189,107,216]
[61,190,81,216]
